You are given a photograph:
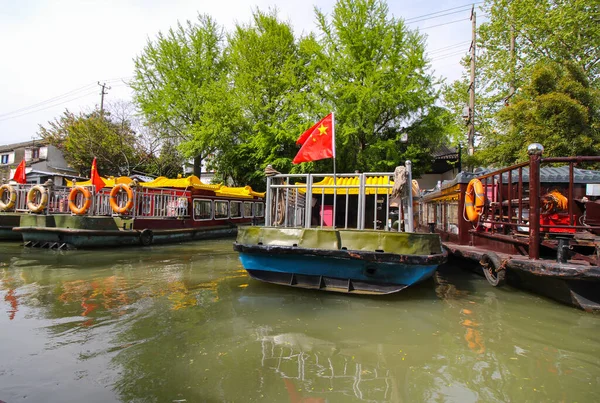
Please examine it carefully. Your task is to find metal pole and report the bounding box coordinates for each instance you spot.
[528,143,543,260]
[305,174,313,229]
[265,176,272,226]
[405,160,414,232]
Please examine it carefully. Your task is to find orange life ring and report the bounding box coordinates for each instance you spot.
[109,183,134,214]
[68,186,92,215]
[0,184,17,211]
[27,185,48,213]
[465,178,485,223]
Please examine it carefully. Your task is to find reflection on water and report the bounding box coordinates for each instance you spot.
[0,240,599,403]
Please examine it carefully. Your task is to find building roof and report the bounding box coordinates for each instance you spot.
[0,139,48,153]
[431,144,459,160]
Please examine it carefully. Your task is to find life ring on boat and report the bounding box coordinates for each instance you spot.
[27,185,48,213]
[139,229,153,246]
[68,186,92,215]
[109,184,134,214]
[0,184,17,211]
[465,179,485,223]
[480,252,507,287]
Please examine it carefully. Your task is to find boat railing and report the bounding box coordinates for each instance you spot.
[85,186,191,219]
[9,184,33,213]
[265,161,414,231]
[467,144,600,260]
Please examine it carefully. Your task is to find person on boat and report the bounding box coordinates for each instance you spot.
[311,197,321,226]
[541,190,568,214]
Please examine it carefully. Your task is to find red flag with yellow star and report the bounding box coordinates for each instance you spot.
[90,157,105,192]
[292,113,335,164]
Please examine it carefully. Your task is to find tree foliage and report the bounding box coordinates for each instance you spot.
[131,14,229,175]
[445,0,600,166]
[478,61,600,165]
[314,0,446,176]
[131,0,452,186]
[38,109,144,177]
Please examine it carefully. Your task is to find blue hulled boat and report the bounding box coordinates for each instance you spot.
[233,163,447,294]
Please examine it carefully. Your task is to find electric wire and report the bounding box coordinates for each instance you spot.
[404,1,484,22]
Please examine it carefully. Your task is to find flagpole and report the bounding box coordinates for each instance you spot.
[332,112,336,185]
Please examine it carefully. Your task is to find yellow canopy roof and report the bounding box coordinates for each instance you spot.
[67,174,264,198]
[66,176,131,187]
[214,185,265,199]
[139,175,221,191]
[296,176,394,195]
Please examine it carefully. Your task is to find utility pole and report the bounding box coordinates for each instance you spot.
[467,5,476,156]
[98,82,111,115]
[506,24,516,104]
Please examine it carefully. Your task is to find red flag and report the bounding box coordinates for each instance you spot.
[292,113,335,164]
[12,159,26,184]
[90,158,105,192]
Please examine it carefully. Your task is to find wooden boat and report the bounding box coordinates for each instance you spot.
[234,164,447,294]
[418,143,600,311]
[12,176,265,249]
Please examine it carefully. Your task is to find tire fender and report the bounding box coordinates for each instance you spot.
[140,229,153,246]
[480,252,507,287]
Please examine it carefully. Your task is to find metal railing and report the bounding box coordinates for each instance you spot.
[264,162,414,231]
[470,144,600,259]
[3,183,191,219]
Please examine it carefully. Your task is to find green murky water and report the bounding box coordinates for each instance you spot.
[0,239,598,403]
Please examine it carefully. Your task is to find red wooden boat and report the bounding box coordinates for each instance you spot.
[12,175,264,249]
[419,143,600,311]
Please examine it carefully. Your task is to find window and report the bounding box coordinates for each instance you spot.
[214,201,229,219]
[0,154,8,164]
[230,201,242,218]
[31,148,40,159]
[193,199,212,220]
[243,202,253,217]
[254,202,265,218]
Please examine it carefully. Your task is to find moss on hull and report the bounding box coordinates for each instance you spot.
[19,214,132,231]
[236,227,442,256]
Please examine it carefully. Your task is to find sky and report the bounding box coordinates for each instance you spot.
[0,0,481,145]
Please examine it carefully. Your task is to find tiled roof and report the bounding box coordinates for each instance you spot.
[0,139,48,153]
[431,144,458,160]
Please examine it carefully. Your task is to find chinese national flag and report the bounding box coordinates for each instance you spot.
[90,158,106,192]
[12,159,26,184]
[292,113,335,164]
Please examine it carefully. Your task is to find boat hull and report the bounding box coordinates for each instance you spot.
[0,213,23,240]
[234,227,447,294]
[13,214,241,249]
[445,243,600,312]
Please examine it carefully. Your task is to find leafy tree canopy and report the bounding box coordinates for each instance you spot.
[131,0,453,186]
[314,0,446,176]
[478,61,600,165]
[38,108,144,177]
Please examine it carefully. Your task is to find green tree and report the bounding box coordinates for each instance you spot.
[131,14,230,176]
[448,0,600,164]
[478,61,600,165]
[38,109,145,177]
[312,0,446,176]
[215,9,319,187]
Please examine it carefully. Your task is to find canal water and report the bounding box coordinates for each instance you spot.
[0,239,598,403]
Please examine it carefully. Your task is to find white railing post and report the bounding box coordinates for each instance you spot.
[405,160,414,233]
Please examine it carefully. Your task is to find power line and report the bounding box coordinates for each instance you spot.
[406,8,474,24]
[429,41,471,55]
[430,50,469,62]
[404,2,484,22]
[0,90,99,122]
[0,83,96,118]
[0,77,133,121]
[419,18,469,31]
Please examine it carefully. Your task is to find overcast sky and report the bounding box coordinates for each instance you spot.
[0,0,480,144]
